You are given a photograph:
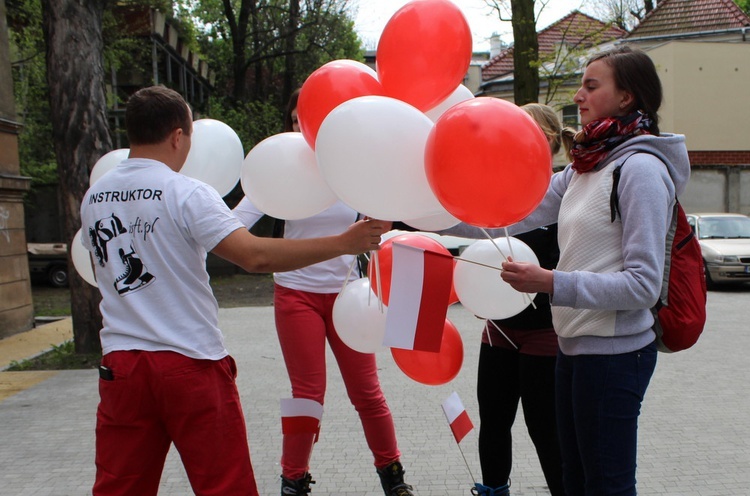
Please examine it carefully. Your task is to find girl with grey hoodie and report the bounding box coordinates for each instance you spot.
[447,46,690,495]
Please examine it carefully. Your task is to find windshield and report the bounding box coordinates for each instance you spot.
[697,216,750,239]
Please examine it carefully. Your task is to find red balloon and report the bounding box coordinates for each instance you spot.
[424,98,552,228]
[377,0,472,112]
[391,319,463,386]
[368,233,457,306]
[298,60,384,149]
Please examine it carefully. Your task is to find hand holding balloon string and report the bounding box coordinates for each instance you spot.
[451,228,538,309]
[501,257,554,295]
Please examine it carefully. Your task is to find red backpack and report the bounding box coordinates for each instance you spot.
[612,154,707,352]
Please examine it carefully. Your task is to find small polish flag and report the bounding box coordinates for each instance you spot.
[280,398,324,435]
[441,392,474,444]
[383,242,454,352]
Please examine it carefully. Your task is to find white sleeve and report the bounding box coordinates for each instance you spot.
[182,184,244,252]
[232,196,265,229]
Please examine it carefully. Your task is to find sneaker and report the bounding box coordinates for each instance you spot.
[471,482,510,496]
[281,473,315,495]
[376,461,414,496]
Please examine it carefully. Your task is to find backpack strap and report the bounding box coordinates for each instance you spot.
[609,150,681,310]
[609,151,640,223]
[657,200,681,308]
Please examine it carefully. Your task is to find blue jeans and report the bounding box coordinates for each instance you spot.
[555,343,657,496]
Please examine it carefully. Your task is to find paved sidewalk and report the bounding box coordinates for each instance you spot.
[1,292,749,495]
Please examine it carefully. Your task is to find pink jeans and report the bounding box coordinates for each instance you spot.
[274,284,400,479]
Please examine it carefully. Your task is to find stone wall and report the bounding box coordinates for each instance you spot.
[1,0,34,338]
[681,165,750,216]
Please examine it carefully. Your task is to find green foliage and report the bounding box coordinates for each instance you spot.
[7,0,363,193]
[736,0,750,14]
[296,7,364,72]
[7,0,57,188]
[206,96,282,152]
[7,341,100,371]
[189,0,362,103]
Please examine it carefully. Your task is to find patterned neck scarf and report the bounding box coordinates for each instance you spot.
[570,111,653,173]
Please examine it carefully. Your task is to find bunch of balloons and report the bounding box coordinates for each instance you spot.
[242,0,551,228]
[240,0,554,386]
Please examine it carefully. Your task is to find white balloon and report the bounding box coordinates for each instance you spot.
[181,119,244,197]
[404,209,461,231]
[90,149,129,186]
[241,133,337,220]
[332,278,388,354]
[316,95,444,221]
[453,237,539,319]
[424,84,475,123]
[71,229,97,287]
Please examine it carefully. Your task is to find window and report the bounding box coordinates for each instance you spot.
[562,104,579,129]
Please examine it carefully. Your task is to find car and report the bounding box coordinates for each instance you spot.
[685,213,750,289]
[27,243,69,288]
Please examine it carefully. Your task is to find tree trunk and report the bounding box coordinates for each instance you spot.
[511,0,539,105]
[250,0,263,101]
[282,0,300,103]
[41,0,110,354]
[224,0,253,102]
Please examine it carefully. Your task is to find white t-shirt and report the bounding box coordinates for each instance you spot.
[233,197,360,293]
[80,158,243,360]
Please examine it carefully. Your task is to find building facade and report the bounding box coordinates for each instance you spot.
[0,0,33,337]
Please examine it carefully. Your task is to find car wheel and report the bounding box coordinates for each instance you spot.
[48,264,69,288]
[703,262,716,291]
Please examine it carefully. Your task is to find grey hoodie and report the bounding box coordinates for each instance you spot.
[442,133,691,355]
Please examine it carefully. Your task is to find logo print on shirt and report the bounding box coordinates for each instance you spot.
[89,213,155,295]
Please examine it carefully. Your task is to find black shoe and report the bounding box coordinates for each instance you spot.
[377,461,414,496]
[472,482,510,496]
[281,473,315,495]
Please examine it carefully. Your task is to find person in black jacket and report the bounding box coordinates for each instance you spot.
[474,104,574,496]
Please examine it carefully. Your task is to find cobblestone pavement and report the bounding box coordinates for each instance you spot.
[1,289,749,495]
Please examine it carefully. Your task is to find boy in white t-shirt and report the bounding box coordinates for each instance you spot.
[80,86,386,496]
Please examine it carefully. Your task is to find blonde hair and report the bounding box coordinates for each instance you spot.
[521,103,575,161]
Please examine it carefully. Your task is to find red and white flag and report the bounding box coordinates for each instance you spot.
[441,392,474,444]
[280,398,324,435]
[383,242,454,352]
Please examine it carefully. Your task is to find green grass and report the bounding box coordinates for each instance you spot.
[7,340,100,371]
[31,284,72,317]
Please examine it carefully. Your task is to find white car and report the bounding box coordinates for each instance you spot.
[685,213,750,288]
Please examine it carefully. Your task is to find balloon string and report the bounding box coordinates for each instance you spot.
[480,228,536,310]
[480,228,509,263]
[452,257,502,271]
[503,227,515,258]
[363,253,372,307]
[488,319,518,350]
[341,256,358,297]
[372,250,384,312]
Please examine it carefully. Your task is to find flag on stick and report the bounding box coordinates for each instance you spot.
[280,398,324,435]
[384,242,453,351]
[442,392,474,444]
